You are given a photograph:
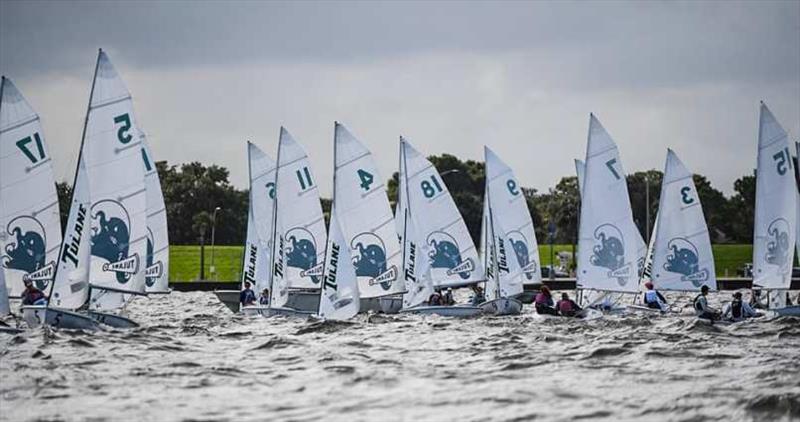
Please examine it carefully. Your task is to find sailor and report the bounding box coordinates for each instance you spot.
[722,292,758,322]
[428,292,443,306]
[534,286,557,316]
[557,292,582,317]
[240,281,257,307]
[20,279,47,306]
[259,288,270,305]
[749,289,767,310]
[469,285,485,306]
[693,285,720,321]
[443,288,455,306]
[642,282,668,311]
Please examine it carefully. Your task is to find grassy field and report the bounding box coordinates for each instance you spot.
[169,244,762,282]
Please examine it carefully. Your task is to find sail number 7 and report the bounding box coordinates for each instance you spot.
[16,133,47,164]
[605,158,621,180]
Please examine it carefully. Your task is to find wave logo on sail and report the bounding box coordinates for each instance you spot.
[590,224,631,285]
[508,231,537,280]
[285,227,323,283]
[663,237,708,286]
[144,227,164,288]
[351,232,397,291]
[426,231,474,279]
[765,218,791,272]
[91,199,140,283]
[1,216,54,290]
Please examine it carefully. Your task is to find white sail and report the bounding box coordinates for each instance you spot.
[482,195,524,300]
[50,158,92,310]
[83,50,148,311]
[484,147,540,286]
[575,159,586,196]
[319,206,360,320]
[334,123,403,298]
[141,133,169,293]
[0,263,9,315]
[271,127,326,308]
[753,103,796,290]
[639,216,659,285]
[795,141,800,272]
[242,142,276,300]
[400,138,483,288]
[576,114,641,293]
[397,140,434,308]
[0,77,62,297]
[651,150,716,291]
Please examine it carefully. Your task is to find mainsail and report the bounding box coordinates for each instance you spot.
[270,128,326,308]
[400,138,483,289]
[0,265,9,315]
[0,77,62,297]
[242,142,276,303]
[319,206,360,320]
[141,132,169,293]
[752,103,796,291]
[576,114,641,293]
[796,142,800,266]
[483,147,540,287]
[651,150,716,291]
[333,123,403,298]
[84,50,148,311]
[481,193,524,300]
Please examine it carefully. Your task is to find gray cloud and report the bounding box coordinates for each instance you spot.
[1,0,798,196]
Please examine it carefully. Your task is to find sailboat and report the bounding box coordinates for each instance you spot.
[24,50,148,329]
[479,147,533,315]
[0,77,63,300]
[318,204,360,320]
[0,269,23,334]
[257,128,325,317]
[141,132,170,294]
[650,150,716,294]
[332,123,404,313]
[575,114,642,310]
[397,138,483,317]
[753,103,798,316]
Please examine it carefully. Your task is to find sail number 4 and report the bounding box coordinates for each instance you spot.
[16,133,47,164]
[357,169,374,191]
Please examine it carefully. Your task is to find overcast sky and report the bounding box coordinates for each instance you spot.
[1,0,798,196]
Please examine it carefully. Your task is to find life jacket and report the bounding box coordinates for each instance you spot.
[730,299,743,319]
[644,290,659,304]
[693,294,705,311]
[534,293,551,306]
[558,299,574,313]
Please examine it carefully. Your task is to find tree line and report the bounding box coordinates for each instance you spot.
[56,156,760,247]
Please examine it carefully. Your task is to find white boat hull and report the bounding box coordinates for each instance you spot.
[88,311,139,329]
[215,289,320,313]
[241,306,314,318]
[766,306,800,317]
[21,306,99,330]
[400,305,483,317]
[479,298,522,315]
[379,296,403,314]
[625,304,666,314]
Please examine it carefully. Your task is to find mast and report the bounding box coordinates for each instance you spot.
[488,194,501,300]
[239,141,254,312]
[266,128,284,309]
[320,122,339,310]
[48,49,102,308]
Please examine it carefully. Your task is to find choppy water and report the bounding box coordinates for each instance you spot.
[1,291,799,422]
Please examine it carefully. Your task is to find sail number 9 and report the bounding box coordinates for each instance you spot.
[114,114,133,144]
[266,182,276,199]
[773,147,792,176]
[16,133,47,164]
[507,179,520,196]
[421,175,444,198]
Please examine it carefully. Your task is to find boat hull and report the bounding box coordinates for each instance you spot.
[766,306,800,317]
[214,289,320,313]
[88,311,139,328]
[379,296,403,314]
[0,327,24,335]
[479,298,523,315]
[241,306,314,318]
[512,290,536,304]
[21,306,99,330]
[400,305,483,317]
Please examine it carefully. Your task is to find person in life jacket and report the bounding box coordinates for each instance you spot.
[443,288,455,306]
[693,285,720,321]
[259,288,270,305]
[428,292,443,306]
[642,281,668,311]
[534,286,557,316]
[469,285,485,306]
[20,279,47,306]
[722,292,758,322]
[240,281,257,307]
[749,289,767,310]
[557,292,582,317]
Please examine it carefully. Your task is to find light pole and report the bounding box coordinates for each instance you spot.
[210,206,221,280]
